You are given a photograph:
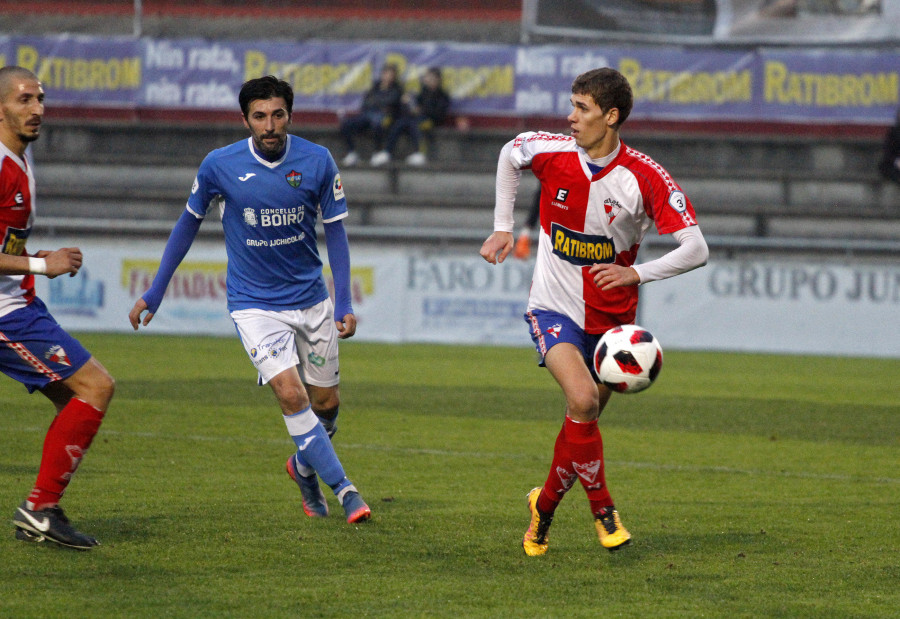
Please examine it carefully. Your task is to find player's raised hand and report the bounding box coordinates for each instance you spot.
[480,231,514,264]
[128,297,155,330]
[36,247,83,278]
[589,263,640,290]
[336,313,357,339]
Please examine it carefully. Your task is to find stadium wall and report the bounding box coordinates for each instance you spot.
[32,235,900,358]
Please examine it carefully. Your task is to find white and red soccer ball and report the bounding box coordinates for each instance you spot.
[593,324,663,394]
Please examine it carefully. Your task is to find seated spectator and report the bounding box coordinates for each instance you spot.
[370,67,451,167]
[340,64,403,167]
[878,107,900,186]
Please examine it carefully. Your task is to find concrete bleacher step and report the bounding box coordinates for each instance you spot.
[30,122,900,247]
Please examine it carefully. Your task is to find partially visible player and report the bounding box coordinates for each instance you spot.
[480,68,708,555]
[128,75,370,524]
[0,66,115,550]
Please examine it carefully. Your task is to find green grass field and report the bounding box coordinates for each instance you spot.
[1,334,898,618]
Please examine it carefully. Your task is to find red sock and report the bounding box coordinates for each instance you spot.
[538,416,613,517]
[28,398,105,510]
[537,421,579,514]
[563,416,614,516]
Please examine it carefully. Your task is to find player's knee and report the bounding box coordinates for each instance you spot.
[312,394,340,418]
[74,361,115,411]
[567,390,600,420]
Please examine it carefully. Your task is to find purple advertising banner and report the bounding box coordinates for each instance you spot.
[1,35,140,107]
[0,35,896,125]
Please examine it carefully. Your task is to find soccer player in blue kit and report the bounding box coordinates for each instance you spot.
[128,75,370,524]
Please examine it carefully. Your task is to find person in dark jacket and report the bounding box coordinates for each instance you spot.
[340,64,404,167]
[371,67,450,167]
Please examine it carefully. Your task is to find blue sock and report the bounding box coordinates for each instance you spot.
[283,407,353,495]
[316,408,338,438]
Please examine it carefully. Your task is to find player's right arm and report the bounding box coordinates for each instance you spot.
[128,209,202,329]
[129,160,216,330]
[480,138,525,265]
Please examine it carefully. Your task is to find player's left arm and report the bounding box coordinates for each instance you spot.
[323,217,355,339]
[320,153,355,338]
[590,226,709,290]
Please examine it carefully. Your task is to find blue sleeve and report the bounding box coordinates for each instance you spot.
[141,210,202,313]
[319,151,347,222]
[323,218,353,319]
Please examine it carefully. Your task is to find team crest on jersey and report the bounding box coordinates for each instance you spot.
[45,345,71,367]
[546,323,562,339]
[603,198,623,223]
[285,170,302,188]
[243,208,258,226]
[333,173,345,201]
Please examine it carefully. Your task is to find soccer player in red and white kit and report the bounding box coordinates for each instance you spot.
[0,66,115,550]
[480,68,709,556]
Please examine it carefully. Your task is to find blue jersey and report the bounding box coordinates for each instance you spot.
[187,135,347,312]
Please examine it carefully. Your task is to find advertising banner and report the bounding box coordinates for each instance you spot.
[31,237,900,358]
[1,35,897,125]
[0,34,141,108]
[639,258,900,357]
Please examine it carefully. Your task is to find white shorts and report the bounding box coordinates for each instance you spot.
[231,298,340,387]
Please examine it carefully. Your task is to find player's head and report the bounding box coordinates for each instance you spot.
[239,76,293,160]
[571,68,633,130]
[0,66,45,151]
[239,75,293,119]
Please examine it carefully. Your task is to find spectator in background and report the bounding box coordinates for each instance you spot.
[340,64,403,167]
[371,67,451,167]
[878,107,900,186]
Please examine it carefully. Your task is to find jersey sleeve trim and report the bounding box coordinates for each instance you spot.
[321,210,348,224]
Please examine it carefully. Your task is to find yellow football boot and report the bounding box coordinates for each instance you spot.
[523,487,553,556]
[595,507,631,551]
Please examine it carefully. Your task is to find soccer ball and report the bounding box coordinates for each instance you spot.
[593,325,663,394]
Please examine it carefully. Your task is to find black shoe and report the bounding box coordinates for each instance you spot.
[13,502,99,550]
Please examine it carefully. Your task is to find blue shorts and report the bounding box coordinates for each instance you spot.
[0,298,92,393]
[525,309,603,382]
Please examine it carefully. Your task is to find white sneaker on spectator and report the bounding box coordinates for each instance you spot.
[370,151,391,166]
[405,152,427,166]
[341,151,359,167]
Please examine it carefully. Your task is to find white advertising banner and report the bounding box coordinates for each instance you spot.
[30,236,900,358]
[639,258,900,358]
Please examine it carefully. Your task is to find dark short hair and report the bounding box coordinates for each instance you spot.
[0,66,39,98]
[571,68,633,129]
[239,75,293,118]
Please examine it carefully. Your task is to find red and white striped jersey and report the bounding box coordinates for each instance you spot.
[510,131,698,334]
[0,142,36,319]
